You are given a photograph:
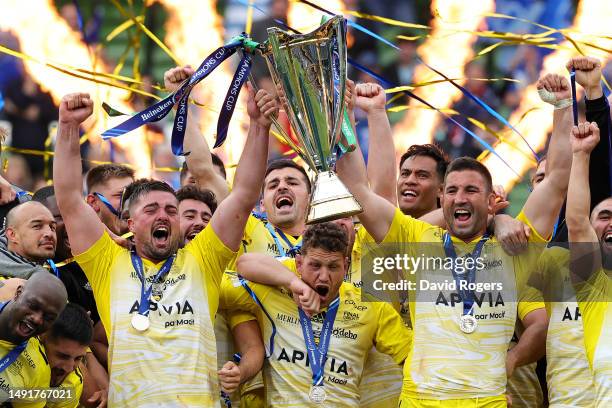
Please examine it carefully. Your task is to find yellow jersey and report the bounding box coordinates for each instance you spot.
[0,337,50,408]
[74,225,235,407]
[220,272,411,407]
[506,322,544,408]
[215,214,301,407]
[45,365,83,408]
[373,208,547,402]
[533,246,596,407]
[575,267,612,407]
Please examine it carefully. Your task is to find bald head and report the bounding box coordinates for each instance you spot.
[0,272,67,343]
[6,201,57,262]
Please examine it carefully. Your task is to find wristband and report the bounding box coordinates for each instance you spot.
[537,88,572,109]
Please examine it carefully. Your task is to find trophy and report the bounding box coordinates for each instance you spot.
[260,15,362,224]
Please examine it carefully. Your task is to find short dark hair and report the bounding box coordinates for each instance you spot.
[179,154,227,183]
[399,144,449,180]
[180,162,189,183]
[32,186,55,203]
[47,303,93,346]
[211,153,227,179]
[127,179,176,211]
[176,185,218,214]
[264,159,311,193]
[86,164,135,193]
[301,222,348,256]
[445,157,493,192]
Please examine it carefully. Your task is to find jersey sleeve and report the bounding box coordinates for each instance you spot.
[280,258,299,277]
[517,284,545,321]
[372,302,412,365]
[219,273,273,315]
[187,224,237,291]
[227,309,258,330]
[382,208,434,244]
[73,232,121,333]
[516,210,549,244]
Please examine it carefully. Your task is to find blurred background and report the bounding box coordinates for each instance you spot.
[0,0,610,214]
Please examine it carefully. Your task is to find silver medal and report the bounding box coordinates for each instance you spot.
[459,314,477,334]
[131,313,150,332]
[309,386,326,404]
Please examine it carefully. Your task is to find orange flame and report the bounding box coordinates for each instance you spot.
[393,0,494,151]
[158,0,249,181]
[288,0,345,32]
[483,0,611,191]
[0,0,152,177]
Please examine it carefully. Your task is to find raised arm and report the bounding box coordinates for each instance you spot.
[209,84,276,251]
[567,56,611,208]
[522,74,573,238]
[567,122,601,282]
[53,93,105,255]
[237,253,320,316]
[164,66,229,200]
[336,141,397,243]
[355,83,397,204]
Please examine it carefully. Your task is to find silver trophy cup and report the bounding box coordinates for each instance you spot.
[261,16,362,224]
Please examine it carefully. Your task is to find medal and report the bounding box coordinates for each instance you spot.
[459,314,477,334]
[130,251,175,335]
[131,313,150,332]
[309,385,326,404]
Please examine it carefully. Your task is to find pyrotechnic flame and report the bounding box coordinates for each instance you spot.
[158,0,248,181]
[393,0,494,151]
[288,0,345,32]
[0,0,152,177]
[483,0,611,191]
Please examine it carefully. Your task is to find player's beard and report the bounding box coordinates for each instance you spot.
[141,238,179,262]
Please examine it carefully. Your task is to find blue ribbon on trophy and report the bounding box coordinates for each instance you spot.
[101,34,257,154]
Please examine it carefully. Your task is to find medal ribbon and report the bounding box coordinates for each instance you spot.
[263,222,302,258]
[46,259,59,278]
[93,192,121,217]
[0,302,28,373]
[239,276,277,357]
[130,252,175,317]
[570,68,578,126]
[442,233,489,316]
[298,297,340,387]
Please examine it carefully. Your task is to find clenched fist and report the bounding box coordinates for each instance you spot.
[566,56,602,99]
[570,122,600,154]
[536,73,571,104]
[355,82,386,113]
[247,83,278,128]
[164,66,194,93]
[59,93,93,127]
[218,361,241,394]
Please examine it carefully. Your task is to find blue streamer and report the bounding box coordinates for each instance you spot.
[233,0,523,176]
[570,69,578,126]
[276,0,537,159]
[0,91,4,112]
[348,58,522,178]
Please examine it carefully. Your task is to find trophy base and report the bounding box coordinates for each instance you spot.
[306,171,363,225]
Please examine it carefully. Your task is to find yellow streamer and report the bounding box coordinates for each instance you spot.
[345,10,431,30]
[109,0,181,66]
[106,16,145,42]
